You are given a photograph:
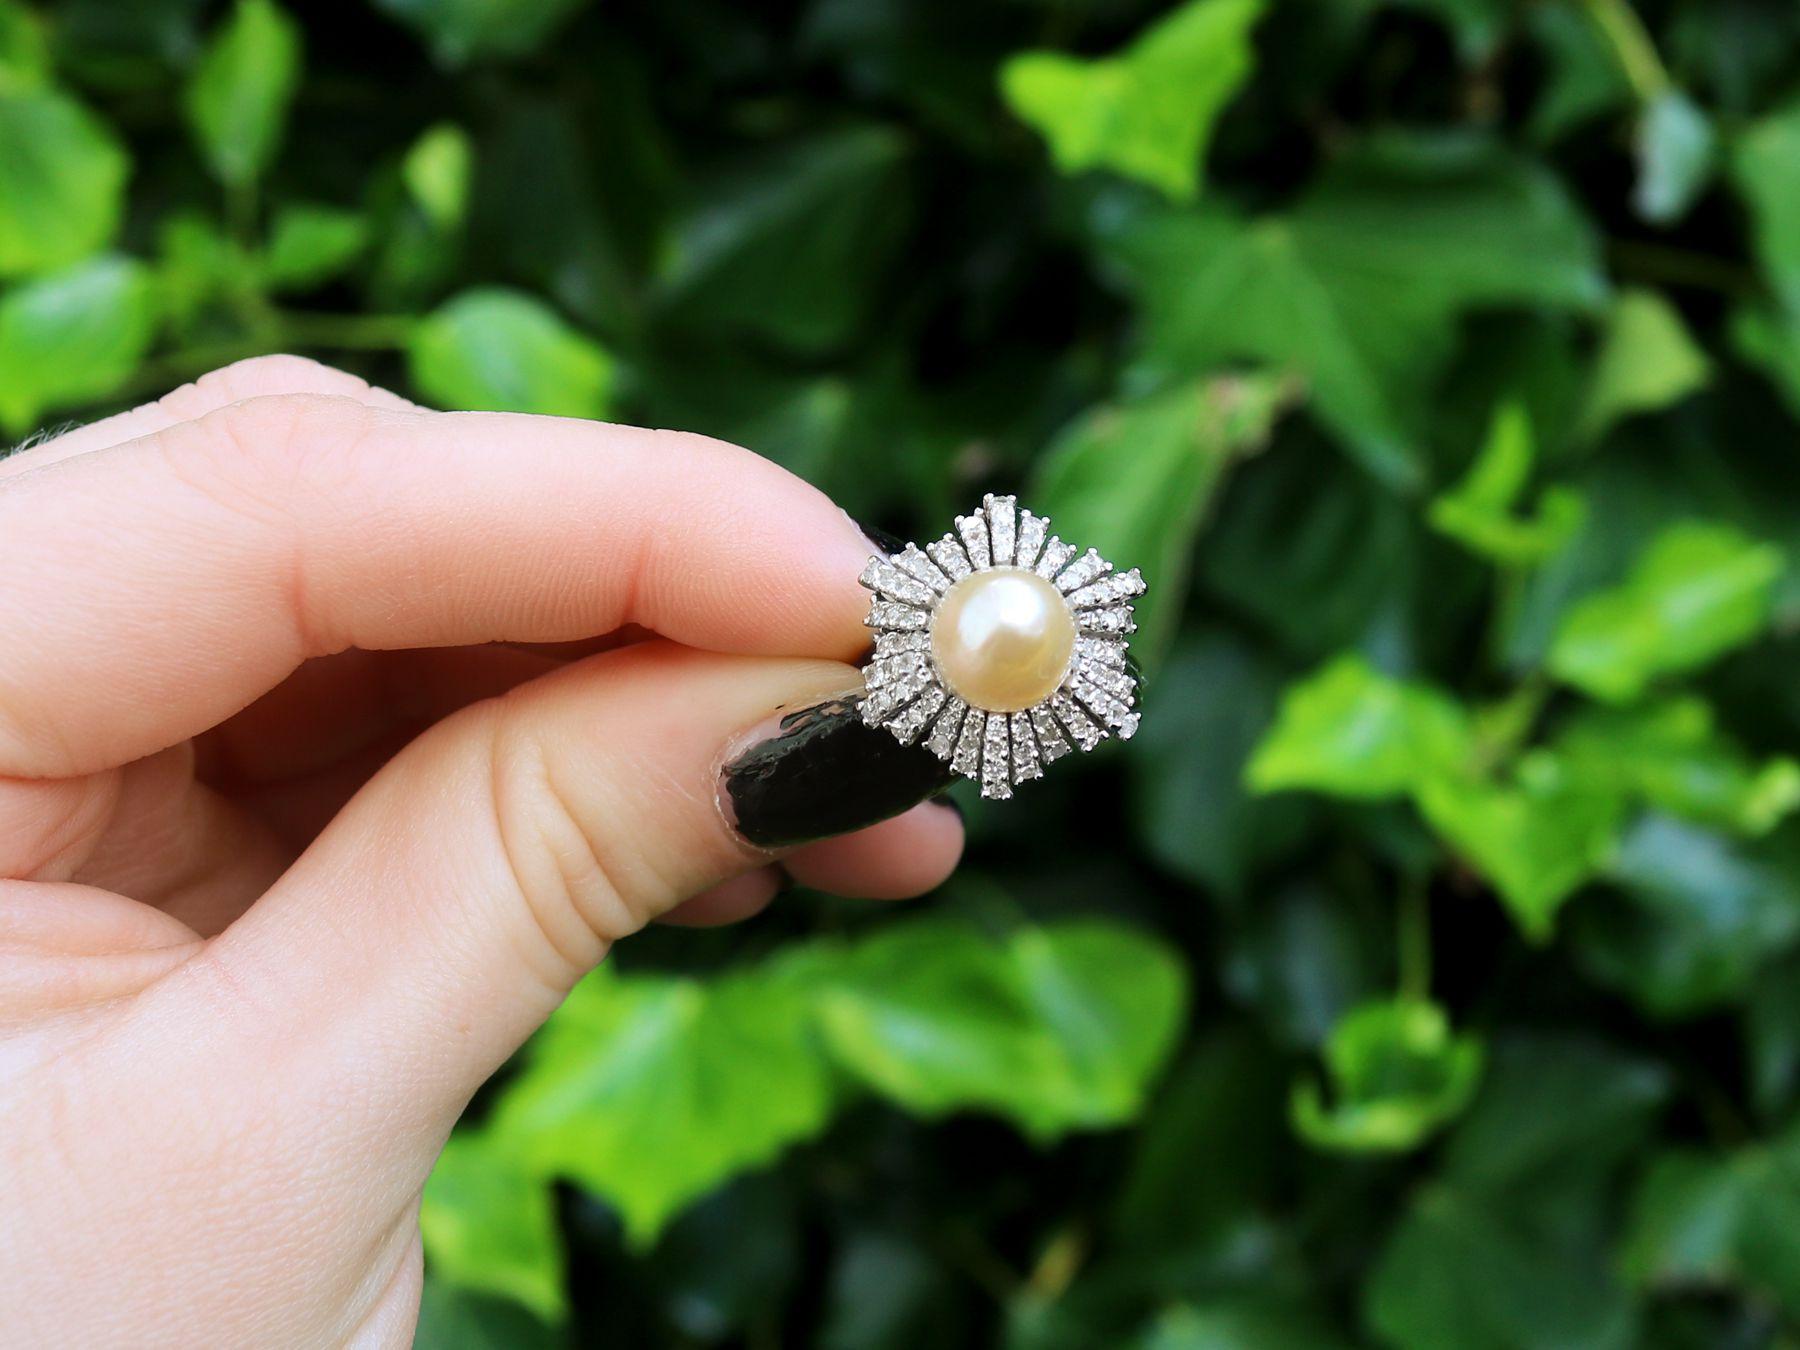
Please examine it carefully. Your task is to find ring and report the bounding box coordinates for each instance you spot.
[858,493,1145,799]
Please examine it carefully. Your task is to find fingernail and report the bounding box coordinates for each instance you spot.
[851,515,909,557]
[722,694,958,849]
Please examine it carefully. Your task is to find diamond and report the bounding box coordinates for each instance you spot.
[1015,511,1048,571]
[1055,547,1112,594]
[928,534,973,582]
[980,713,1012,800]
[985,494,1017,568]
[890,684,947,743]
[1009,711,1042,782]
[867,600,930,630]
[860,556,936,607]
[895,544,952,593]
[1065,568,1145,610]
[1052,691,1104,751]
[924,697,967,761]
[1034,537,1077,580]
[1031,706,1073,762]
[957,513,991,571]
[952,710,984,777]
[1078,606,1137,636]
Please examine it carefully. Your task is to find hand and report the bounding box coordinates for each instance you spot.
[0,357,963,1347]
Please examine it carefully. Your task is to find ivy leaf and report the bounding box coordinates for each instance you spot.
[1246,654,1472,802]
[1635,91,1716,226]
[0,254,156,435]
[403,122,474,230]
[1733,100,1800,314]
[1428,401,1587,567]
[999,0,1264,201]
[184,0,301,189]
[420,1130,564,1323]
[373,0,592,66]
[1106,132,1604,485]
[492,966,836,1248]
[815,918,1186,1141]
[1138,1299,1353,1350]
[259,202,368,293]
[1290,997,1484,1153]
[408,288,612,417]
[0,87,129,278]
[1554,697,1800,837]
[1415,752,1625,941]
[1548,521,1785,704]
[660,125,912,354]
[1572,815,1800,1018]
[1575,289,1710,446]
[1031,372,1291,665]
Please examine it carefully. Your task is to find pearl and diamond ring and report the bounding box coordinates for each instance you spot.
[858,494,1145,799]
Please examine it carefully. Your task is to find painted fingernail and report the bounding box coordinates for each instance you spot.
[851,516,909,557]
[722,694,958,849]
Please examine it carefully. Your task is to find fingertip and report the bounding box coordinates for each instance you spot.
[657,867,784,927]
[781,798,965,900]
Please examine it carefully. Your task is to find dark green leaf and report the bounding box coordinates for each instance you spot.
[372,0,591,66]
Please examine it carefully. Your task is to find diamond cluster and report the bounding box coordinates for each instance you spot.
[857,494,1145,799]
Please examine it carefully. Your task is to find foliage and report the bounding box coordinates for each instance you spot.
[12,0,1800,1344]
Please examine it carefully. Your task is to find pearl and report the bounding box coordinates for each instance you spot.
[930,568,1076,712]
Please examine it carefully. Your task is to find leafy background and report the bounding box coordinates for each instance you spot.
[9,0,1800,1345]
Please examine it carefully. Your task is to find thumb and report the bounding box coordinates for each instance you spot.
[144,640,957,1149]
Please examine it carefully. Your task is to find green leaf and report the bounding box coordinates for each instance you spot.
[1291,997,1483,1153]
[1635,91,1716,226]
[1554,697,1800,837]
[408,288,612,417]
[0,1,49,92]
[1107,132,1604,485]
[815,918,1186,1140]
[0,87,129,278]
[1031,373,1291,664]
[660,125,912,353]
[1428,401,1587,566]
[1415,752,1625,941]
[156,210,238,333]
[1548,521,1785,704]
[403,122,474,230]
[414,1278,560,1350]
[1731,303,1800,421]
[1734,100,1800,314]
[183,0,301,189]
[372,0,591,66]
[1246,654,1472,802]
[1572,815,1800,1018]
[1138,1298,1353,1350]
[492,965,835,1248]
[420,1129,564,1322]
[999,0,1264,201]
[0,254,157,435]
[259,202,368,293]
[1575,290,1710,445]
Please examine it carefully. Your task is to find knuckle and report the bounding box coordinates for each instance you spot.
[483,706,639,982]
[162,392,373,527]
[162,354,369,416]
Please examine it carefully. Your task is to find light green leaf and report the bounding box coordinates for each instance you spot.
[1000,0,1264,201]
[420,1130,564,1323]
[0,254,157,435]
[0,1,48,92]
[1246,654,1472,802]
[1734,100,1800,314]
[184,0,301,189]
[1555,697,1800,837]
[1548,521,1785,703]
[408,288,612,417]
[1415,752,1625,941]
[259,202,368,293]
[1031,373,1291,664]
[403,122,474,230]
[1291,997,1484,1153]
[1107,133,1604,484]
[373,0,592,66]
[1575,289,1710,445]
[492,966,835,1248]
[1139,1299,1353,1350]
[816,918,1186,1141]
[1635,90,1715,225]
[1428,401,1587,566]
[0,87,129,278]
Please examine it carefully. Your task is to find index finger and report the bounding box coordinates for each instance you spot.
[0,393,879,777]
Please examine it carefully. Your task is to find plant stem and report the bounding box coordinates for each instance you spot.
[1398,873,1431,1001]
[1578,0,1670,103]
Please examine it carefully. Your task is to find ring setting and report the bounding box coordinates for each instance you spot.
[858,494,1145,799]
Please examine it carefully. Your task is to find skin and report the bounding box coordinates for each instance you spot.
[0,356,965,1347]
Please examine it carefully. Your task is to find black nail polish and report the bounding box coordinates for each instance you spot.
[853,517,909,557]
[723,695,958,849]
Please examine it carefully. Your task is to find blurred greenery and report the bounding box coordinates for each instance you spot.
[10,0,1800,1344]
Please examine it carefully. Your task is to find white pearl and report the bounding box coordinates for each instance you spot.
[930,568,1076,713]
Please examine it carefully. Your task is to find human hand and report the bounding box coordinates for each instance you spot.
[0,356,964,1347]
